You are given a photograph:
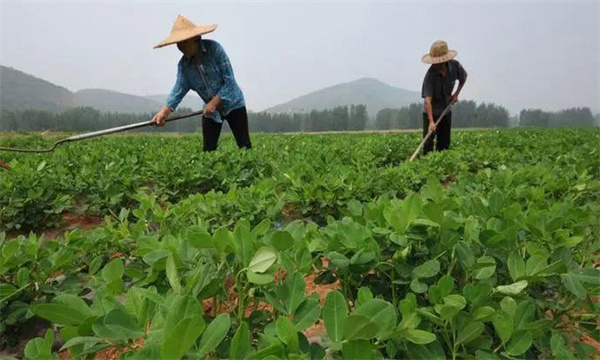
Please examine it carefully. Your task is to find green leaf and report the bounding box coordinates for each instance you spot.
[507,252,525,281]
[161,315,206,360]
[247,270,274,285]
[248,247,278,273]
[404,341,446,360]
[342,339,373,360]
[33,295,91,326]
[397,313,421,330]
[513,301,535,331]
[443,294,466,310]
[276,317,299,354]
[271,230,295,252]
[476,350,501,359]
[89,255,103,275]
[410,278,428,293]
[142,249,171,266]
[37,160,47,172]
[525,255,547,277]
[413,259,440,279]
[472,306,495,321]
[404,329,437,345]
[437,275,454,297]
[551,333,567,355]
[343,314,379,340]
[493,312,513,344]
[24,330,53,360]
[93,309,144,341]
[570,268,600,284]
[399,293,417,315]
[402,193,422,225]
[17,267,29,288]
[186,225,214,249]
[293,299,321,332]
[500,297,517,317]
[102,258,124,283]
[282,273,305,315]
[355,287,373,308]
[60,336,103,351]
[456,322,484,346]
[456,241,475,269]
[495,280,528,295]
[562,273,586,299]
[327,252,350,269]
[354,299,397,336]
[323,291,348,343]
[474,256,496,280]
[166,255,181,293]
[506,331,532,356]
[198,314,231,356]
[390,233,408,246]
[230,322,252,360]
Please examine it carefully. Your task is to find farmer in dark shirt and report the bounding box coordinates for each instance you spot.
[421,40,467,154]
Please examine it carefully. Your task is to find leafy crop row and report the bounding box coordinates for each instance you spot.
[0,128,599,359]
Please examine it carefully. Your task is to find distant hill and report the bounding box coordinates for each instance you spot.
[265,77,421,117]
[74,89,162,114]
[0,65,204,114]
[145,94,204,111]
[0,65,76,112]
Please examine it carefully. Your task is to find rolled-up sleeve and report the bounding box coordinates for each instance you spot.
[213,42,237,103]
[422,73,434,99]
[456,61,467,83]
[166,61,190,111]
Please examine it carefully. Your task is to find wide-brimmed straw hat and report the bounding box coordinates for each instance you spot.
[154,15,217,49]
[421,40,457,64]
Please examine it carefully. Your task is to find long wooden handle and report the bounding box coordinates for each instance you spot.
[408,104,452,162]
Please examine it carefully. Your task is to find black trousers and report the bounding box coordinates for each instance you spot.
[422,111,452,155]
[202,107,252,152]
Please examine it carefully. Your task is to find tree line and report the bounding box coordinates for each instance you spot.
[374,101,511,130]
[0,102,597,133]
[519,107,596,127]
[249,105,368,132]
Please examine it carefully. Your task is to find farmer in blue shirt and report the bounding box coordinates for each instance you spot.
[152,15,251,151]
[421,40,467,154]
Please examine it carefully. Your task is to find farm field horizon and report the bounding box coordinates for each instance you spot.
[1,128,599,359]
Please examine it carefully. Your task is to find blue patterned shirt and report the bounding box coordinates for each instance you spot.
[166,38,245,123]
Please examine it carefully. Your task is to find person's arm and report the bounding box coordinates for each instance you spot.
[153,63,190,126]
[205,41,236,116]
[425,96,436,133]
[450,62,468,103]
[422,73,436,133]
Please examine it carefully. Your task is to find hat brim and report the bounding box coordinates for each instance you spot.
[153,25,217,49]
[421,50,457,64]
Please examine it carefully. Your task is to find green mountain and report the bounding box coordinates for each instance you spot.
[0,65,203,114]
[265,77,421,117]
[74,89,162,114]
[0,65,76,112]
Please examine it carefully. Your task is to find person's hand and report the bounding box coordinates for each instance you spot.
[203,100,217,117]
[152,107,171,127]
[429,122,436,133]
[450,94,459,104]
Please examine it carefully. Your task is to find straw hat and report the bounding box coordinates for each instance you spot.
[421,40,457,64]
[154,15,217,49]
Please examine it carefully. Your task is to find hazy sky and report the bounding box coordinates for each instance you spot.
[1,0,598,114]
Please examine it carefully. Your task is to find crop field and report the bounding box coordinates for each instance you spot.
[0,128,599,360]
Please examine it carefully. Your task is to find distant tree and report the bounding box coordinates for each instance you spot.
[349,105,368,131]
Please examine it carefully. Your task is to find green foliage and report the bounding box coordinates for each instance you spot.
[1,128,599,359]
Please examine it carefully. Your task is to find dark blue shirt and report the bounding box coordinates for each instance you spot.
[421,60,467,114]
